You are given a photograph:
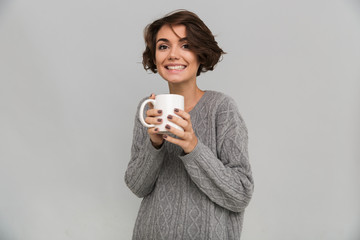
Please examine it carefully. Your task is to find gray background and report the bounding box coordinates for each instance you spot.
[1,0,359,239]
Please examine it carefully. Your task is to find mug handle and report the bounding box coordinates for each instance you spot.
[139,99,156,128]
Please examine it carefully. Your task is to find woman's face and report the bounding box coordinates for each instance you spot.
[155,24,200,85]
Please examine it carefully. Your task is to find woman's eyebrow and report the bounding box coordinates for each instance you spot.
[156,38,169,43]
[156,37,188,43]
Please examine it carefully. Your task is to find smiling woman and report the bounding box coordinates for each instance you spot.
[155,25,200,87]
[142,10,225,77]
[125,10,254,240]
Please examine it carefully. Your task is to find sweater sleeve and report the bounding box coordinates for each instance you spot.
[180,97,254,213]
[124,99,166,198]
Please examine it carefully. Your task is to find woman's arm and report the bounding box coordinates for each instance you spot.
[124,100,166,198]
[180,98,254,213]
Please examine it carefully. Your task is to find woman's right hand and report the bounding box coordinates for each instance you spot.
[146,94,164,149]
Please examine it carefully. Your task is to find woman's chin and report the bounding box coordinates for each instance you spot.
[161,75,195,85]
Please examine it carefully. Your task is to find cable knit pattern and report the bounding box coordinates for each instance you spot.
[125,91,254,240]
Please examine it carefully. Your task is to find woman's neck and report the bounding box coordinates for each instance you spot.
[168,82,204,113]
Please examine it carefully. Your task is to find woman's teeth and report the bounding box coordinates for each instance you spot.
[167,65,185,70]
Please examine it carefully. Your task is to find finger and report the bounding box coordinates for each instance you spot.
[173,109,192,131]
[166,114,188,130]
[163,123,186,139]
[174,108,191,121]
[163,134,185,147]
[148,127,161,135]
[163,131,198,154]
[146,108,163,117]
[145,116,163,125]
[148,93,155,109]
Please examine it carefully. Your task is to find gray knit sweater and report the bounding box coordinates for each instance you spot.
[125,90,254,240]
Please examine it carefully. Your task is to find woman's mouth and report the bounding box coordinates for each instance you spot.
[165,65,186,70]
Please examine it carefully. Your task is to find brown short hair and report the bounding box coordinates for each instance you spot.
[142,10,225,76]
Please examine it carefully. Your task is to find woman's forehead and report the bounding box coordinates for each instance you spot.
[156,24,186,41]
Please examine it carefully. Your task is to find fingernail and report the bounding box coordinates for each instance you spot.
[165,124,171,129]
[157,118,162,122]
[167,115,173,120]
[174,108,179,112]
[158,110,162,114]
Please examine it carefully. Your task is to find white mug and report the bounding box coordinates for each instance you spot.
[139,94,184,134]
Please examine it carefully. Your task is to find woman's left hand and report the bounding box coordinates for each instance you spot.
[162,108,198,154]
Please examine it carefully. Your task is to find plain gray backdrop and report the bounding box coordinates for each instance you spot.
[1,0,359,239]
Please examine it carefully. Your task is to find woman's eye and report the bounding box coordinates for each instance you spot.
[182,44,189,49]
[158,45,168,50]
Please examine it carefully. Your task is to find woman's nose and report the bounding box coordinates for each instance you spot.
[168,47,180,60]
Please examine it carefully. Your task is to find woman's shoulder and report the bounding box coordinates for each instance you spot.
[205,90,238,109]
[205,90,235,100]
[206,91,247,128]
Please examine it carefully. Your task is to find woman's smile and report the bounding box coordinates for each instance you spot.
[165,64,186,70]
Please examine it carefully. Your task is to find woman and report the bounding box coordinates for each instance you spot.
[125,10,254,240]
